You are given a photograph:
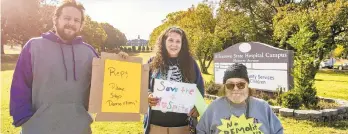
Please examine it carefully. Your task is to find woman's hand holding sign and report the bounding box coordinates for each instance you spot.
[188,107,199,117]
[148,93,160,106]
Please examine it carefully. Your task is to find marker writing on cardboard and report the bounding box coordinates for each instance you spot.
[106,100,138,107]
[109,83,125,91]
[108,67,128,78]
[156,81,194,95]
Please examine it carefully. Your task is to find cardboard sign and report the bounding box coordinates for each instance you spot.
[101,59,142,113]
[152,79,197,114]
[217,114,263,134]
[88,52,149,121]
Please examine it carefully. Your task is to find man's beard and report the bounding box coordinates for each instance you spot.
[56,24,80,42]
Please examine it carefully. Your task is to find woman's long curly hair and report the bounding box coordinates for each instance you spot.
[151,26,196,83]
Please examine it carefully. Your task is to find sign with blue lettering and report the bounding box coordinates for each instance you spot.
[152,79,197,113]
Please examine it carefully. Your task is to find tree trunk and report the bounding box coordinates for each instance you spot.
[1,43,5,54]
[201,66,208,74]
[198,57,213,74]
[1,33,5,54]
[309,48,325,80]
[198,58,208,74]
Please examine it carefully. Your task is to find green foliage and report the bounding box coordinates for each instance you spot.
[296,87,319,108]
[132,46,136,52]
[1,0,52,51]
[281,91,302,109]
[258,91,271,101]
[275,87,284,106]
[223,0,277,45]
[267,99,278,106]
[148,3,223,74]
[1,1,128,54]
[81,16,107,53]
[333,45,345,58]
[148,23,170,48]
[273,1,348,108]
[100,23,127,51]
[205,80,222,95]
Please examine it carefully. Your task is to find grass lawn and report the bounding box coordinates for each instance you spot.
[1,53,348,134]
[315,70,348,100]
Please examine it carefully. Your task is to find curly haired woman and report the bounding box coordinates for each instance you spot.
[143,26,205,134]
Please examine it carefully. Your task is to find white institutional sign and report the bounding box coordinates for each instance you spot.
[214,42,294,92]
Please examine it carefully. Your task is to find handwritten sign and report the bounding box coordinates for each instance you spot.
[101,59,142,113]
[217,114,263,134]
[152,79,197,114]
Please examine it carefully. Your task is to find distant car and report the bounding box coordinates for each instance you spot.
[320,58,336,69]
[334,62,348,70]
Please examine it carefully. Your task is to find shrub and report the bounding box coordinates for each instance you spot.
[205,80,222,95]
[281,91,302,109]
[142,46,145,51]
[259,91,271,101]
[275,87,284,106]
[267,99,278,106]
[297,87,319,108]
[132,46,136,52]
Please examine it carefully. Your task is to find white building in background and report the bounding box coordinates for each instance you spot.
[127,35,148,46]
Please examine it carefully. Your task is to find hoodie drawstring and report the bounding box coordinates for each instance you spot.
[59,43,68,81]
[58,38,77,81]
[72,45,77,81]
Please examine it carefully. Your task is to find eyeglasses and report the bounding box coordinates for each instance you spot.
[225,82,246,90]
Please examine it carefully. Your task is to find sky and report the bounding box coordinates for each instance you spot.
[78,0,205,40]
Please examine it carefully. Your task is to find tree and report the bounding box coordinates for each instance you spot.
[214,1,253,49]
[101,23,127,51]
[1,31,6,54]
[146,46,150,51]
[148,3,221,74]
[1,0,59,54]
[224,0,280,45]
[148,23,170,48]
[132,46,136,52]
[1,0,42,52]
[80,16,107,53]
[273,0,348,108]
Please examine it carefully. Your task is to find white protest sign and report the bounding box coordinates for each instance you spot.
[152,79,197,114]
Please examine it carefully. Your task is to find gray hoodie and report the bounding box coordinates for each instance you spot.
[10,31,98,134]
[196,97,283,134]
